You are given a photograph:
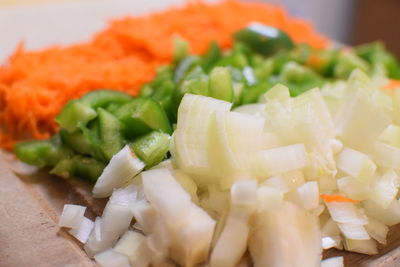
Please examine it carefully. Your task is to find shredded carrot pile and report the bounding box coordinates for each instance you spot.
[321,194,359,203]
[0,0,328,149]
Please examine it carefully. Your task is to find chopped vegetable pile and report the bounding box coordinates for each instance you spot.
[58,68,400,266]
[0,0,329,150]
[8,1,400,266]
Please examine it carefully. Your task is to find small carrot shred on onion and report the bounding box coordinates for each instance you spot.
[381,79,400,91]
[321,194,359,203]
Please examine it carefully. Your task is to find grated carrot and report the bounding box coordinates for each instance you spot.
[321,194,359,203]
[0,0,328,150]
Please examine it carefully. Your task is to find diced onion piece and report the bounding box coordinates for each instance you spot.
[334,69,392,151]
[261,175,290,193]
[142,168,192,226]
[344,238,378,255]
[230,179,258,209]
[373,142,400,170]
[169,205,216,267]
[86,186,138,256]
[145,216,170,265]
[264,83,291,103]
[295,181,319,210]
[321,80,347,116]
[337,222,370,240]
[93,145,145,198]
[102,187,136,236]
[336,148,376,184]
[321,236,341,250]
[370,169,399,209]
[365,216,389,245]
[233,103,265,117]
[257,186,284,212]
[84,217,116,258]
[69,217,94,244]
[249,201,321,267]
[142,168,216,267]
[174,94,231,176]
[311,205,325,217]
[114,231,145,265]
[59,204,86,229]
[321,256,344,267]
[94,249,131,267]
[363,199,400,226]
[379,124,400,148]
[213,111,264,177]
[254,144,309,178]
[330,139,343,154]
[325,201,367,225]
[322,219,341,237]
[282,170,305,190]
[200,186,230,219]
[173,170,198,201]
[337,176,370,201]
[131,201,157,235]
[210,215,249,267]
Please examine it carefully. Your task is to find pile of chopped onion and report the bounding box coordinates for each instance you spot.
[59,69,400,266]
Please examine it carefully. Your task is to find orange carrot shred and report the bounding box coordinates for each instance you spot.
[321,194,359,203]
[382,79,400,91]
[0,0,328,149]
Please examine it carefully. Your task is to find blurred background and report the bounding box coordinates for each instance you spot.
[0,0,399,58]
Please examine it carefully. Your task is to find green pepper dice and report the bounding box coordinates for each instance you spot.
[129,131,170,169]
[234,23,294,56]
[115,97,172,139]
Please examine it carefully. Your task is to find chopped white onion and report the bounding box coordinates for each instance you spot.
[334,69,392,151]
[363,199,400,226]
[379,124,400,148]
[69,217,94,244]
[325,201,367,225]
[337,222,370,240]
[365,216,389,245]
[233,103,266,117]
[260,175,290,193]
[59,204,86,229]
[373,142,400,170]
[249,201,321,267]
[321,218,341,238]
[254,144,309,178]
[84,217,116,258]
[169,205,216,267]
[344,238,378,255]
[295,181,319,210]
[370,169,399,209]
[94,249,131,267]
[336,148,376,184]
[114,231,145,265]
[257,185,284,212]
[93,145,145,198]
[230,179,258,209]
[174,94,232,177]
[321,256,344,267]
[321,236,341,250]
[142,168,192,225]
[337,176,370,201]
[210,215,249,267]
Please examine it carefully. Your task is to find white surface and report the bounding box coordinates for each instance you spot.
[0,0,187,63]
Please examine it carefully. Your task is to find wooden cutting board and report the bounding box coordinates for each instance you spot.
[2,150,400,267]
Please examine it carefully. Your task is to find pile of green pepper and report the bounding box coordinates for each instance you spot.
[15,23,400,182]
